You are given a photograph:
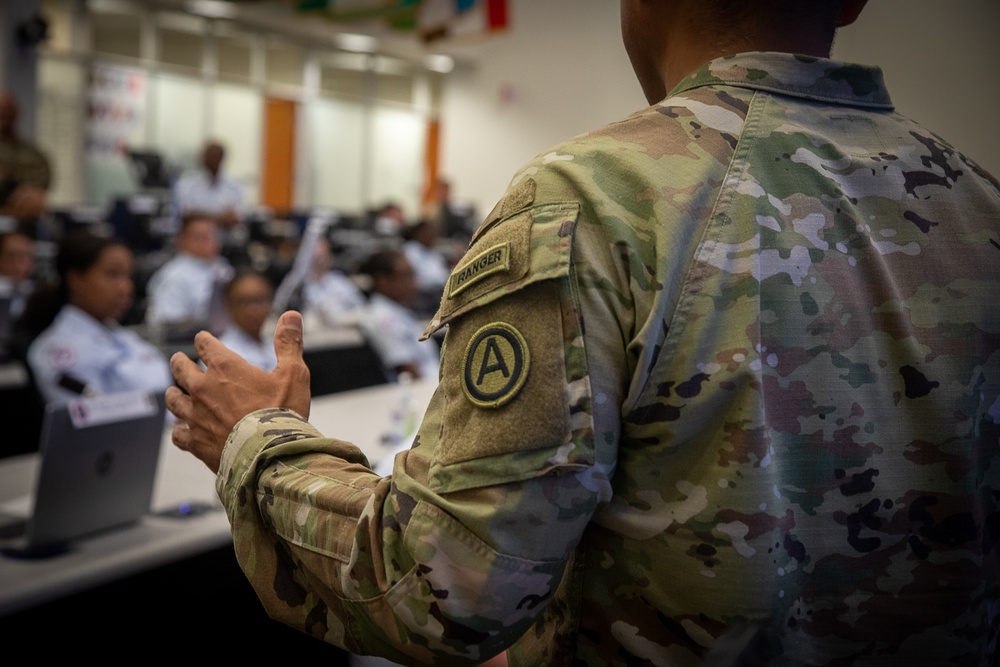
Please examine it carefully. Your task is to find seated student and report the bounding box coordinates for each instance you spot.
[371,201,406,237]
[218,270,276,372]
[23,233,171,404]
[145,214,233,338]
[358,249,439,382]
[302,238,366,328]
[401,220,451,316]
[0,229,34,361]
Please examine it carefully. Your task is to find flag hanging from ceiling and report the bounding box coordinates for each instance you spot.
[296,0,509,42]
[418,0,508,42]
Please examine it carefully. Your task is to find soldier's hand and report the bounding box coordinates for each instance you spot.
[166,310,312,473]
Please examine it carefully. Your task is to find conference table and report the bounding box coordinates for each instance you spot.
[0,379,438,623]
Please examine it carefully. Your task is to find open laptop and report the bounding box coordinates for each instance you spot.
[0,391,166,558]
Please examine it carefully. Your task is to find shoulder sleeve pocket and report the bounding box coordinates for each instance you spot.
[422,202,594,495]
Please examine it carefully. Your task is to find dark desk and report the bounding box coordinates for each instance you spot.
[0,381,436,659]
[0,361,44,459]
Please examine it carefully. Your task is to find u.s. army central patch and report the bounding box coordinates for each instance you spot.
[463,322,529,408]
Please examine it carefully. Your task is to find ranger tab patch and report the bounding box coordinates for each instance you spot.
[449,242,510,298]
[463,322,529,408]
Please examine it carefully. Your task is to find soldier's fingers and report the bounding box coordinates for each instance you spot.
[193,330,239,369]
[165,385,192,421]
[273,311,305,368]
[171,419,193,451]
[170,352,202,392]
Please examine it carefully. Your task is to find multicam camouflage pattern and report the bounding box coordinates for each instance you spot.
[217,52,1000,665]
[0,136,50,190]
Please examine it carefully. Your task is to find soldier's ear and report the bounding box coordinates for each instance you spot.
[837,0,868,27]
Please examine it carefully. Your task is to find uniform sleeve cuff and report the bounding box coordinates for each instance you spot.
[215,407,324,509]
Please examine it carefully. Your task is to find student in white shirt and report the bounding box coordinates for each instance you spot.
[218,270,277,372]
[359,249,439,382]
[0,229,34,317]
[302,239,366,328]
[24,233,171,404]
[145,214,232,337]
[402,221,450,289]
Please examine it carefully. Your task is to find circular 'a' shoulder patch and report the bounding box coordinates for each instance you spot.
[462,322,530,408]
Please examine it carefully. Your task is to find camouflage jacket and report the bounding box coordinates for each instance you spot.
[217,53,1000,665]
[0,135,50,190]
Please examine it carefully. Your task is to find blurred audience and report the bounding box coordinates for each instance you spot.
[219,270,276,372]
[0,91,51,192]
[303,238,366,328]
[145,214,233,339]
[173,140,246,264]
[359,249,439,382]
[402,220,450,315]
[1,182,47,227]
[173,140,242,231]
[0,229,35,320]
[423,177,473,245]
[22,233,171,404]
[372,201,406,236]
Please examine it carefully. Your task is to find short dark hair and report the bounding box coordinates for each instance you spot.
[696,0,845,48]
[18,232,128,338]
[360,249,404,279]
[224,269,273,301]
[0,229,31,256]
[179,213,216,234]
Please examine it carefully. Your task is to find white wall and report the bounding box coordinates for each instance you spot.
[441,0,1000,218]
[832,0,1000,179]
[440,0,640,219]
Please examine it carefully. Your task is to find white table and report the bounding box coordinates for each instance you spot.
[0,379,438,616]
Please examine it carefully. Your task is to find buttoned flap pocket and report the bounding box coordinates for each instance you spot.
[422,201,581,339]
[423,202,595,495]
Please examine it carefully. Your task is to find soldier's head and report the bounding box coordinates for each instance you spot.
[620,0,868,104]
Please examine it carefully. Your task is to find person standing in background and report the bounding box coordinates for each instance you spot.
[173,140,246,261]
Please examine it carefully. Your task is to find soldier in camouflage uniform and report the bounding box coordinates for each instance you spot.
[0,92,51,192]
[168,0,1000,664]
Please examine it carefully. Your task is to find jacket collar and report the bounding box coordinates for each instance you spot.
[669,52,894,110]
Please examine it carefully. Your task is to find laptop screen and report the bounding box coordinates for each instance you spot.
[1,391,166,557]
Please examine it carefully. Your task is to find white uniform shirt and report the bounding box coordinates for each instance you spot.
[0,276,32,319]
[303,271,366,327]
[219,327,277,372]
[28,304,172,405]
[145,253,232,327]
[173,168,244,220]
[359,293,439,382]
[402,240,450,292]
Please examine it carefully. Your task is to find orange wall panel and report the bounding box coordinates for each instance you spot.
[261,97,296,214]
